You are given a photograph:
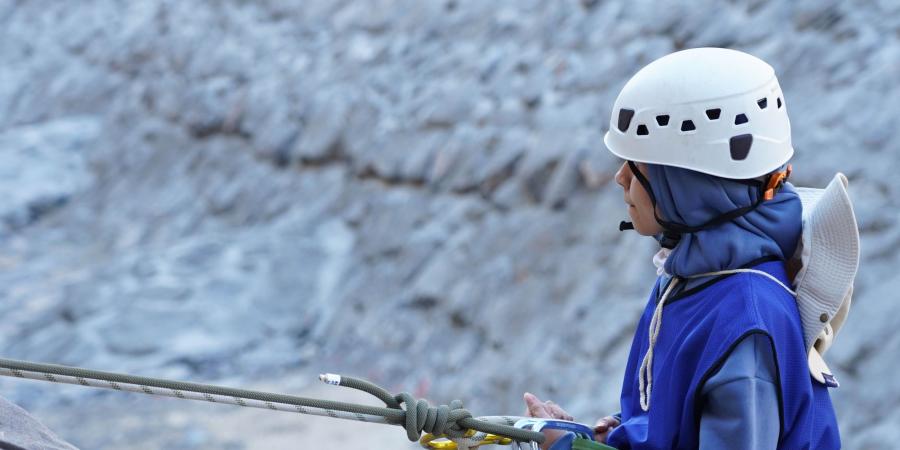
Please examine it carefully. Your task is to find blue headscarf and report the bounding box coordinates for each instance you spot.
[645,164,802,278]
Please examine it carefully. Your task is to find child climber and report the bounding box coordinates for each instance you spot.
[523,48,858,449]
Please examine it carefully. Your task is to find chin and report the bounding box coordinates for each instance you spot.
[631,222,656,237]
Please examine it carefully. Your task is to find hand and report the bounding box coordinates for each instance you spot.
[523,392,574,450]
[592,415,621,443]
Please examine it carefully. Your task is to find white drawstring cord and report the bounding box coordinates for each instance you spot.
[638,268,796,412]
[638,276,681,411]
[688,268,797,297]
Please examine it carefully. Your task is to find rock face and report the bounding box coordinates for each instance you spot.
[0,1,898,448]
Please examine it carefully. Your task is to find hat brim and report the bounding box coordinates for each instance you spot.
[792,173,859,386]
[808,347,839,388]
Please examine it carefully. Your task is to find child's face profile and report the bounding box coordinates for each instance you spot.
[615,161,664,237]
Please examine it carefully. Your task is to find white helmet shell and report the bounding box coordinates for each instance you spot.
[603,48,793,179]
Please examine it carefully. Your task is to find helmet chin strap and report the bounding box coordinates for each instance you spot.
[657,230,682,249]
[619,161,684,249]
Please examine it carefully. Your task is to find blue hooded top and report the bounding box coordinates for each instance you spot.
[645,163,801,278]
[604,164,840,449]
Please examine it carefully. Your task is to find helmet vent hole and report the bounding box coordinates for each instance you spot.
[656,115,670,126]
[777,97,783,109]
[734,114,749,125]
[618,109,635,132]
[757,98,768,109]
[729,134,753,161]
[636,124,649,136]
[705,108,721,120]
[680,120,696,132]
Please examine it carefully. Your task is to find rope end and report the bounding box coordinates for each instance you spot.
[319,373,342,386]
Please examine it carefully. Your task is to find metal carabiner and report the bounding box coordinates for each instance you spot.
[511,418,543,450]
[419,429,514,449]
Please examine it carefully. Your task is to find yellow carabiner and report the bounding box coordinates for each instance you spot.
[419,429,514,449]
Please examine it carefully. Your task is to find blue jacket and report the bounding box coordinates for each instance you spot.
[606,258,840,449]
[547,334,781,450]
[697,332,780,448]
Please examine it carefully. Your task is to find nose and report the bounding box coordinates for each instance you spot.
[615,161,631,190]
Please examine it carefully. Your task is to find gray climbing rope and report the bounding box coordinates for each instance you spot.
[0,358,544,445]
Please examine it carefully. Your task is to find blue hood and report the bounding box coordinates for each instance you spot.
[645,164,802,277]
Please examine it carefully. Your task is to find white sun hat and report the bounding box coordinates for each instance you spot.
[790,173,860,387]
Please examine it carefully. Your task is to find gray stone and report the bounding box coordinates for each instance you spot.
[543,148,586,210]
[418,81,480,128]
[0,117,99,233]
[0,396,79,450]
[295,95,349,163]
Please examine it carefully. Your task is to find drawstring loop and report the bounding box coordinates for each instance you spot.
[638,276,681,411]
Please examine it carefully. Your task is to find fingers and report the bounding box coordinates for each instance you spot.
[524,392,551,418]
[523,393,574,421]
[593,417,618,431]
[593,416,621,442]
[544,400,574,421]
[522,394,582,450]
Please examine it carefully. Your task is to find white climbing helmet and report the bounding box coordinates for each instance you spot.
[604,47,792,179]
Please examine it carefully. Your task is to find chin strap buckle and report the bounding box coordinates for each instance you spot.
[763,164,792,201]
[658,230,681,249]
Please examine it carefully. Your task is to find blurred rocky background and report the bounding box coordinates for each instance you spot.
[0,0,898,448]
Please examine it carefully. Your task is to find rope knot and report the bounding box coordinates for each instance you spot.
[394,392,473,441]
